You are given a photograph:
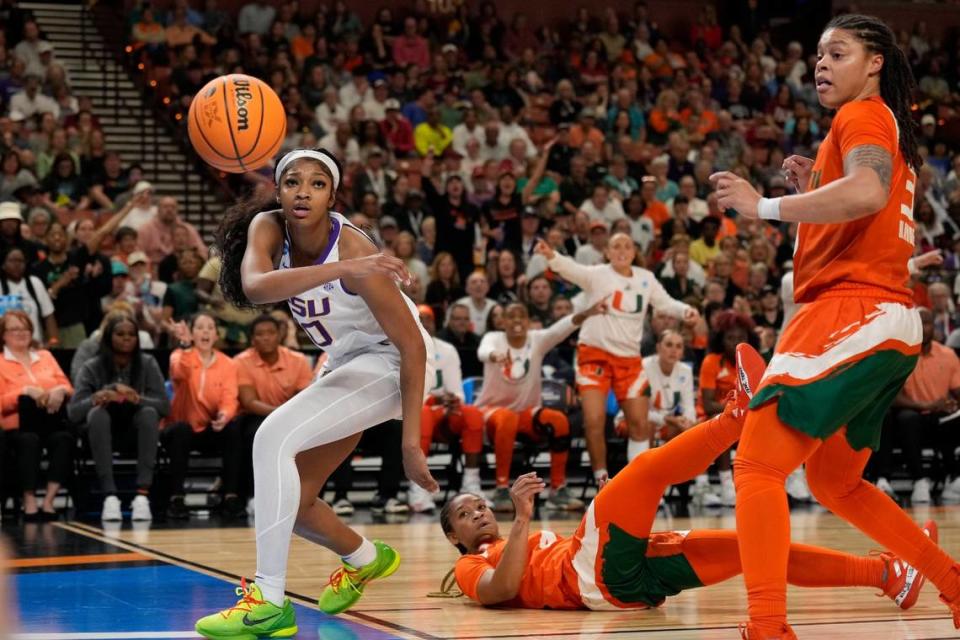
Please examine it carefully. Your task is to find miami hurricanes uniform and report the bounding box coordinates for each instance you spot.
[751,96,921,450]
[546,253,691,401]
[420,336,483,458]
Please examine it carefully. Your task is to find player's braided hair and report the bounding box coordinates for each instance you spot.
[826,14,922,172]
[214,147,342,309]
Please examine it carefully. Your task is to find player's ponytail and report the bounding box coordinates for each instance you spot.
[214,190,276,309]
[826,14,922,172]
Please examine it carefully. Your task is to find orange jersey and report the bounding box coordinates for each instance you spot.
[455,531,583,609]
[698,353,736,417]
[793,96,916,304]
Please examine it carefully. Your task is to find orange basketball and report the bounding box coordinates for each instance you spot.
[187,74,286,173]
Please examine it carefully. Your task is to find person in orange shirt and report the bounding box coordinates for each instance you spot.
[639,176,670,231]
[568,109,606,150]
[230,314,313,519]
[711,14,960,637]
[161,312,239,520]
[0,310,73,521]
[696,311,757,507]
[440,348,930,614]
[874,308,960,504]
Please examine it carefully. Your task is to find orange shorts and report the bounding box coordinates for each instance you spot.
[576,344,644,401]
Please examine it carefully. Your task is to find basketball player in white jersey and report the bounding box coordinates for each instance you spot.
[533,236,698,486]
[196,147,437,639]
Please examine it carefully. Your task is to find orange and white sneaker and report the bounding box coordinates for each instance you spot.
[738,622,798,639]
[734,343,767,418]
[880,519,937,610]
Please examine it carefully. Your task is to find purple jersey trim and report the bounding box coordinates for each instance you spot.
[313,216,342,265]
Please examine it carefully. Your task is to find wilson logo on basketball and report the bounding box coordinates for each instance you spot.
[233,77,253,131]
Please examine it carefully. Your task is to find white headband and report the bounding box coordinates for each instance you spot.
[274,150,340,190]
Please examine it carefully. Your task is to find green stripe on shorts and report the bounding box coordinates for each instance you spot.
[749,349,918,451]
[600,524,703,607]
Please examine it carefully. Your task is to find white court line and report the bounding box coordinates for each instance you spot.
[14,632,200,639]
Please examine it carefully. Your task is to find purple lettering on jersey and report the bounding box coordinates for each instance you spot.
[289,296,334,347]
[289,296,331,320]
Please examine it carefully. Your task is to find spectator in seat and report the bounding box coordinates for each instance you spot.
[392,16,429,70]
[161,312,239,520]
[13,20,49,78]
[35,128,77,180]
[875,308,960,505]
[131,7,167,53]
[0,310,73,522]
[927,282,957,343]
[689,214,721,267]
[137,195,207,266]
[439,301,483,378]
[641,329,697,444]
[549,78,582,127]
[117,181,156,231]
[2,247,57,346]
[9,72,58,120]
[579,183,625,226]
[166,6,216,48]
[414,107,453,157]
[69,306,155,381]
[112,227,138,265]
[30,222,89,348]
[351,147,392,207]
[40,153,90,216]
[231,314,312,518]
[237,0,275,36]
[424,251,464,320]
[0,202,42,265]
[660,250,701,304]
[88,152,130,210]
[161,248,203,323]
[0,151,38,203]
[67,313,167,521]
[525,275,553,326]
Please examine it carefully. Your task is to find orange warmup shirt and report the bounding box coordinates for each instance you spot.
[698,353,736,417]
[901,341,960,406]
[234,346,313,409]
[455,532,583,609]
[167,348,238,432]
[0,348,73,430]
[793,96,915,304]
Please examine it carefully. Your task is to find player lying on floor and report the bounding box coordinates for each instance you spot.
[439,344,936,612]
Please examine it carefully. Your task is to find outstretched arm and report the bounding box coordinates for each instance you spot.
[240,212,411,304]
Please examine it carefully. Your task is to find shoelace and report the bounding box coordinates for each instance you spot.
[220,578,265,618]
[326,565,363,595]
[426,568,463,598]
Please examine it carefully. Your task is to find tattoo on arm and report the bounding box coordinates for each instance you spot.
[844,144,893,195]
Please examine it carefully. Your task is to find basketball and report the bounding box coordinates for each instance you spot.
[187,74,286,173]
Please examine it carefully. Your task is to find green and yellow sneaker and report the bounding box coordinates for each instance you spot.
[195,579,297,640]
[318,540,401,614]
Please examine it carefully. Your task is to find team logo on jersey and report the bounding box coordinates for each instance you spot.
[502,357,531,381]
[323,283,335,292]
[611,290,644,313]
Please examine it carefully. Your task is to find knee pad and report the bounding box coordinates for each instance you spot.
[533,409,571,452]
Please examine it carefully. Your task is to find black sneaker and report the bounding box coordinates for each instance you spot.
[221,495,247,520]
[165,495,190,520]
[370,494,409,514]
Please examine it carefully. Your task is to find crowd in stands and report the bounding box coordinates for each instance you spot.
[1,0,960,520]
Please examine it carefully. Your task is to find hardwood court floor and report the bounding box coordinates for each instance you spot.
[56,503,960,639]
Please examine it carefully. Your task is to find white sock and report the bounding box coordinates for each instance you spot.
[594,468,608,483]
[342,537,377,568]
[255,574,286,607]
[463,467,480,485]
[694,474,710,486]
[627,439,650,462]
[719,469,734,485]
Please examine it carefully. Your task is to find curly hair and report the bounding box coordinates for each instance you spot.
[707,310,759,354]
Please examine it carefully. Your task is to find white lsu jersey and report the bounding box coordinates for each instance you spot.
[429,336,465,401]
[547,254,691,358]
[640,354,696,426]
[279,211,432,371]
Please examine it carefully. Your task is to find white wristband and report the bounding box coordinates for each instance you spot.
[757,197,782,221]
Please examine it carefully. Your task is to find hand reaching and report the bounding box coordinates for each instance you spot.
[782,155,814,193]
[510,472,545,520]
[403,445,439,493]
